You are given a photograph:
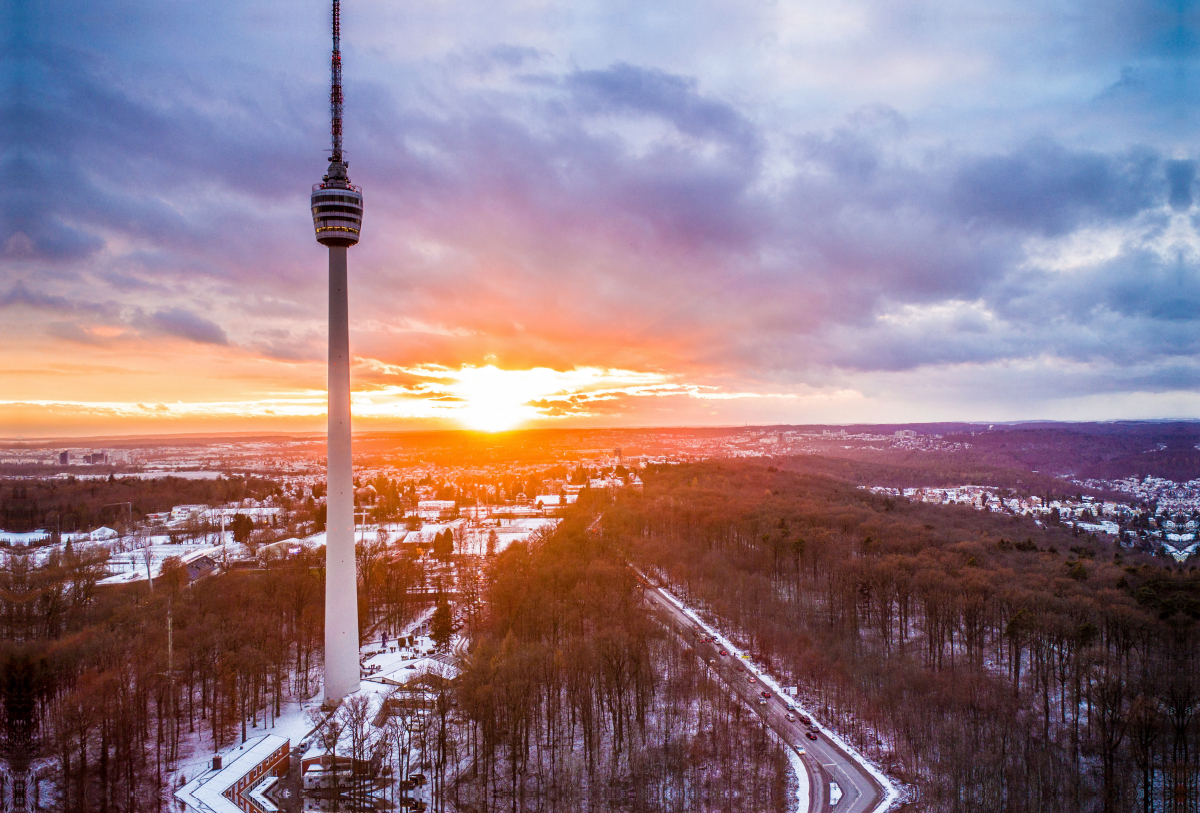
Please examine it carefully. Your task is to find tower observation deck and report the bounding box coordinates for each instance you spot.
[315,0,361,704]
[312,0,363,247]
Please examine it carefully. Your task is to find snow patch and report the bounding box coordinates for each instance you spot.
[785,743,811,813]
[830,780,843,805]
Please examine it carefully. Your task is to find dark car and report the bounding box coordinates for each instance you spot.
[805,731,818,741]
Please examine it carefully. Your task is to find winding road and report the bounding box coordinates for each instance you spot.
[641,584,892,813]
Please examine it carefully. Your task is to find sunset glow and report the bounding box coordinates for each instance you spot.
[3,0,1195,438]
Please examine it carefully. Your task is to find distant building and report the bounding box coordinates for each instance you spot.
[894,430,917,438]
[417,500,456,519]
[184,552,218,582]
[258,537,305,560]
[171,504,209,522]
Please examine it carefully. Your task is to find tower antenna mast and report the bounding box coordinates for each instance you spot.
[330,0,343,164]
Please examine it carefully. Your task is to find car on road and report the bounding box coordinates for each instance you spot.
[760,690,771,699]
[719,650,727,656]
[797,714,811,725]
[758,698,767,705]
[805,731,818,741]
[786,713,796,722]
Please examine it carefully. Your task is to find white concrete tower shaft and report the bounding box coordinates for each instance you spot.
[312,0,363,704]
[324,244,359,702]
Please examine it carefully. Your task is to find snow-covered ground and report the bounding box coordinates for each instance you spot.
[316,517,560,557]
[359,606,460,688]
[785,735,811,813]
[387,517,559,556]
[169,692,321,803]
[0,530,52,546]
[174,610,449,813]
[99,534,247,585]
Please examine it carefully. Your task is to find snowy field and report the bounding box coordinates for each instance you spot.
[346,518,560,556]
[8,515,560,588]
[0,531,245,586]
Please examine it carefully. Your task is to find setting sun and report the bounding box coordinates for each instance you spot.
[428,365,668,432]
[451,366,547,431]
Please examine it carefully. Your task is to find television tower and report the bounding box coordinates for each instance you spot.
[312,0,362,704]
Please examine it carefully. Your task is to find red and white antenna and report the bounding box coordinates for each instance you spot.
[329,0,344,164]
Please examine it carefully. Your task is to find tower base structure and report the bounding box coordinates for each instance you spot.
[324,244,360,703]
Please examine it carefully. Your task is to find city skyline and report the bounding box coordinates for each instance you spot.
[5,0,1198,436]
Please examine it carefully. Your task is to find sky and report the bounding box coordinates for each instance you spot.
[3,0,1199,436]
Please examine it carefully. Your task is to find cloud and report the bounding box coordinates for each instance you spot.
[949,140,1160,236]
[142,307,229,345]
[5,0,1199,428]
[1166,159,1195,211]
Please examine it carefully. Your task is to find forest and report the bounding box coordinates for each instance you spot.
[4,451,1196,812]
[450,511,790,812]
[803,422,1200,484]
[0,494,789,812]
[0,529,428,812]
[605,458,1199,813]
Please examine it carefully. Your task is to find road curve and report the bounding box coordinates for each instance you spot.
[640,583,892,813]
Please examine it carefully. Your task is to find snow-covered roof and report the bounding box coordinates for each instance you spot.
[174,733,289,813]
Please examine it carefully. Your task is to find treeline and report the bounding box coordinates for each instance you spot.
[450,514,791,813]
[0,476,280,534]
[0,539,427,812]
[766,450,1094,496]
[605,459,1200,813]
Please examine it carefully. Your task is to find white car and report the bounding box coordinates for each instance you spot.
[786,713,796,722]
